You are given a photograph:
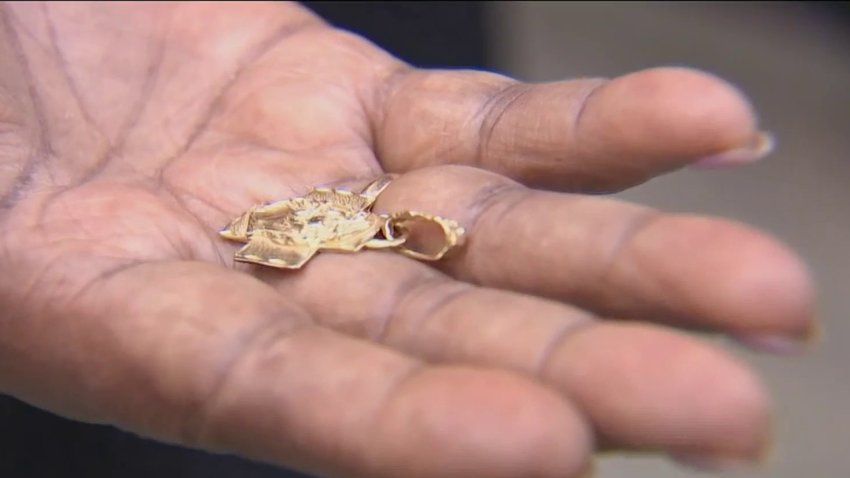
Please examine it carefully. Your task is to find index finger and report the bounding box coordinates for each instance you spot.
[375,67,768,192]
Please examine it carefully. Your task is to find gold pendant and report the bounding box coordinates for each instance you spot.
[220,175,465,269]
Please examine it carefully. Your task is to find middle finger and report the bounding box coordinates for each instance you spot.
[374,165,814,342]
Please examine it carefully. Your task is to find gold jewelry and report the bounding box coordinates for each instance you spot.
[219,175,465,269]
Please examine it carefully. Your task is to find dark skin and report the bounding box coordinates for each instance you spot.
[0,3,815,477]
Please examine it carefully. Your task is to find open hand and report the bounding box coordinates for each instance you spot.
[0,3,814,477]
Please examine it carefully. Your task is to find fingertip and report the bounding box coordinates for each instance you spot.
[708,220,816,339]
[585,66,760,164]
[546,323,772,459]
[634,215,816,339]
[704,346,774,459]
[375,366,593,478]
[666,349,774,463]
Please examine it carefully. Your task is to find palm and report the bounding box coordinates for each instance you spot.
[6,4,385,266]
[0,3,814,478]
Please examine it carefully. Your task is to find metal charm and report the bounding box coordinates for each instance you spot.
[220,175,465,269]
[382,211,465,261]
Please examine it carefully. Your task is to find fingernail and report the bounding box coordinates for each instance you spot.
[672,443,773,473]
[803,319,823,345]
[672,453,759,472]
[735,318,822,355]
[693,131,775,169]
[735,334,805,355]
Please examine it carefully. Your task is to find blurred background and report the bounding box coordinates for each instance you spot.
[3,2,847,477]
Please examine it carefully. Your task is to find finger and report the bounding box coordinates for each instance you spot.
[0,261,591,478]
[374,165,815,342]
[375,67,769,192]
[259,252,771,461]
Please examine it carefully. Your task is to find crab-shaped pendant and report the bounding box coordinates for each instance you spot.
[220,187,392,269]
